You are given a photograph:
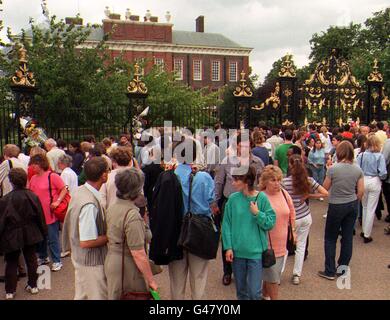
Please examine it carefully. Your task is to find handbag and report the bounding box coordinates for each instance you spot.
[48,172,71,223]
[120,210,153,300]
[253,192,276,268]
[281,189,296,256]
[177,172,219,260]
[262,233,276,268]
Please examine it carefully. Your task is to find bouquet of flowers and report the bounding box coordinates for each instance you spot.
[20,117,48,150]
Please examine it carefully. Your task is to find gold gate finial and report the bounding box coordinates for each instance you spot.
[233,71,253,97]
[11,45,36,87]
[367,59,383,82]
[279,54,297,78]
[127,63,148,94]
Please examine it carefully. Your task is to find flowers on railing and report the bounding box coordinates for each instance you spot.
[20,117,48,150]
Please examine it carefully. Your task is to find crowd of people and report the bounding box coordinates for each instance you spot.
[0,120,389,300]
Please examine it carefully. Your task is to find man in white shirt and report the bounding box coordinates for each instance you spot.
[203,134,220,178]
[266,128,284,161]
[45,138,65,174]
[62,157,109,300]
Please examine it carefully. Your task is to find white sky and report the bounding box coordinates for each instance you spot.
[1,0,388,82]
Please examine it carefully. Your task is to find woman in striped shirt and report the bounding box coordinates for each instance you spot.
[282,155,328,285]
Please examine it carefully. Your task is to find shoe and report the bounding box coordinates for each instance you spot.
[5,293,15,300]
[261,296,271,300]
[376,212,382,220]
[318,271,335,280]
[360,232,364,238]
[363,236,373,243]
[319,198,324,202]
[323,214,327,219]
[292,275,300,285]
[0,276,4,283]
[385,216,390,223]
[25,285,39,294]
[353,229,356,236]
[37,257,50,266]
[222,274,232,286]
[60,251,70,258]
[384,226,390,235]
[51,262,63,272]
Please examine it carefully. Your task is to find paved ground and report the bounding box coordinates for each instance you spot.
[2,199,390,300]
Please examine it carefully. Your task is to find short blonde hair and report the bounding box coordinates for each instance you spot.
[259,165,283,190]
[367,134,381,153]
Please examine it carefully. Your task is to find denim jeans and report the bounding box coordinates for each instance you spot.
[232,257,262,300]
[37,221,61,263]
[311,164,325,184]
[324,200,358,276]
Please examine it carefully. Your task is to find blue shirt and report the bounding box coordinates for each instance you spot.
[175,164,215,217]
[357,151,387,179]
[308,149,326,165]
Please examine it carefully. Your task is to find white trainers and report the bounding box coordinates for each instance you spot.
[60,251,70,258]
[37,257,50,266]
[5,293,15,300]
[323,214,327,219]
[319,198,324,201]
[51,262,63,272]
[25,285,39,294]
[292,275,300,285]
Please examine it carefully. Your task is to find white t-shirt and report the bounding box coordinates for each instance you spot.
[60,167,78,196]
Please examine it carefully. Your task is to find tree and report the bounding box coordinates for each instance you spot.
[0,14,222,140]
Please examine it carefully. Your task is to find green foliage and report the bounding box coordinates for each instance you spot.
[0,14,222,139]
[308,8,390,91]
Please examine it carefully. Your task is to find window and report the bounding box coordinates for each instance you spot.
[229,61,238,82]
[174,59,183,80]
[154,58,164,71]
[211,61,221,82]
[193,59,202,81]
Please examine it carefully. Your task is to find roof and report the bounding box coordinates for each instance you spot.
[172,30,244,48]
[18,25,250,50]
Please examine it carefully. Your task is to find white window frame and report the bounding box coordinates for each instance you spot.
[229,61,238,82]
[211,60,221,82]
[193,59,202,81]
[154,58,164,71]
[174,59,184,80]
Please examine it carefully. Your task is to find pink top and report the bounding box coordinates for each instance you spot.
[30,171,65,225]
[265,189,296,257]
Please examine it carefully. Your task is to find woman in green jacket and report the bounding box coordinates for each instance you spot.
[222,165,276,300]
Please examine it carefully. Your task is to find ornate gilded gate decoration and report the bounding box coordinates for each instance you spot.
[242,49,387,128]
[300,49,364,125]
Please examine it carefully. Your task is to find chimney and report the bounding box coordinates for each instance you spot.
[196,16,204,33]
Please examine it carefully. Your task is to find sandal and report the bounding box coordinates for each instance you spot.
[384,226,390,235]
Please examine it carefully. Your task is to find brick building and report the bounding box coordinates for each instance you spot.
[81,12,252,90]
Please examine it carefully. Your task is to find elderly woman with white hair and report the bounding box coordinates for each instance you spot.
[104,168,158,300]
[58,154,78,195]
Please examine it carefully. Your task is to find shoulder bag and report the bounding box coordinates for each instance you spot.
[253,192,276,268]
[48,172,71,223]
[177,172,219,260]
[120,210,153,300]
[281,189,296,256]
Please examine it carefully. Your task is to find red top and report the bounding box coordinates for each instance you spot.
[29,171,65,225]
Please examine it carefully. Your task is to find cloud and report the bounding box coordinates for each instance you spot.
[1,0,388,81]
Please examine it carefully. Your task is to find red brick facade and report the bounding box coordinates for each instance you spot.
[100,17,251,90]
